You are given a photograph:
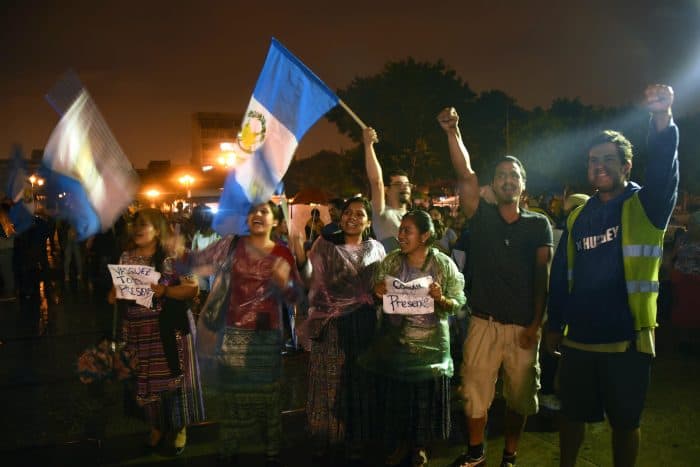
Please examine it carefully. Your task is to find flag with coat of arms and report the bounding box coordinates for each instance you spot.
[213,38,339,235]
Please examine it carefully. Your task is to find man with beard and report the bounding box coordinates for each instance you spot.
[438,108,552,467]
[546,84,678,467]
[363,127,412,251]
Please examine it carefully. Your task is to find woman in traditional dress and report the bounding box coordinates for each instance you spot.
[360,210,465,467]
[297,196,385,464]
[185,201,302,466]
[109,208,205,456]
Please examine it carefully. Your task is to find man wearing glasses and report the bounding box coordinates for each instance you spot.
[363,127,413,251]
[439,108,552,467]
[546,85,678,467]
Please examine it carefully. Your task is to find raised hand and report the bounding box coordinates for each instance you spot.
[437,107,459,132]
[363,126,378,146]
[644,84,674,114]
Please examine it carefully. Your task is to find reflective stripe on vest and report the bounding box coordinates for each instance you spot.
[626,280,660,294]
[565,192,665,331]
[622,245,662,259]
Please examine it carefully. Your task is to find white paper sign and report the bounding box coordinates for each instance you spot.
[108,264,161,308]
[382,275,434,315]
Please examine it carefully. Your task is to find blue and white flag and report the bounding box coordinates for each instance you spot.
[214,38,339,235]
[42,73,139,240]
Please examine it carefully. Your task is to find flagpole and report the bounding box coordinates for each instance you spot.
[338,99,367,130]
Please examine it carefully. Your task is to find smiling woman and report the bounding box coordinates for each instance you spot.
[177,199,304,466]
[296,196,386,463]
[360,210,466,467]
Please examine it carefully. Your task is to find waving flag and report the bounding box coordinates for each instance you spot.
[214,38,339,235]
[42,72,139,240]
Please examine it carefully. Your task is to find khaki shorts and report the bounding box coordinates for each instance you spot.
[459,315,540,417]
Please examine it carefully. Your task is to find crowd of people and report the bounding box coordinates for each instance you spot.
[0,84,694,467]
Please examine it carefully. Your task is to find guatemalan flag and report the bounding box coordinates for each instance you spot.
[213,38,339,235]
[42,72,139,240]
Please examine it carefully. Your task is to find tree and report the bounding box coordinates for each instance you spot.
[327,58,476,185]
[285,149,366,198]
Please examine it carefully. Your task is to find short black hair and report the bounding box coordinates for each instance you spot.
[383,168,409,187]
[588,130,633,163]
[492,155,527,182]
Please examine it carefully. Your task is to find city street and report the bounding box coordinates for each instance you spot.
[1,266,699,466]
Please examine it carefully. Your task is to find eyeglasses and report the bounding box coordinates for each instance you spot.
[389,182,415,189]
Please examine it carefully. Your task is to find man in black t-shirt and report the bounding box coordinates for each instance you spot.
[439,107,553,467]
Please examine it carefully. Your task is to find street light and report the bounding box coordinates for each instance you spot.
[28,174,44,207]
[28,174,44,188]
[145,188,160,208]
[179,174,194,199]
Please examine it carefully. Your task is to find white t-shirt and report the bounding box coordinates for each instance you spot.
[372,206,405,250]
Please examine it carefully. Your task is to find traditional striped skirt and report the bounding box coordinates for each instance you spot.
[306,306,378,446]
[123,305,205,431]
[214,327,284,456]
[376,375,451,446]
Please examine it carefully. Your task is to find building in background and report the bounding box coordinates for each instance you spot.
[191,112,241,168]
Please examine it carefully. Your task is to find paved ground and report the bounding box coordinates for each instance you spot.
[1,268,699,466]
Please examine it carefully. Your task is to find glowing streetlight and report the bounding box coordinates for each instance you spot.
[146,188,160,199]
[27,175,44,207]
[28,174,44,188]
[179,174,194,199]
[145,188,160,208]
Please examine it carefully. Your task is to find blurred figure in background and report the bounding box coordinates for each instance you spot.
[305,208,325,248]
[669,210,700,353]
[321,197,345,238]
[190,205,220,322]
[0,198,16,301]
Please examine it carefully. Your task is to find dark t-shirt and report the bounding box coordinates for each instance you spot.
[468,200,553,326]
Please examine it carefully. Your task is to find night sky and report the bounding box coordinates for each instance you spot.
[2,0,700,168]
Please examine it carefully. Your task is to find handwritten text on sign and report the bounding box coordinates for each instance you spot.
[108,264,161,308]
[383,275,434,315]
